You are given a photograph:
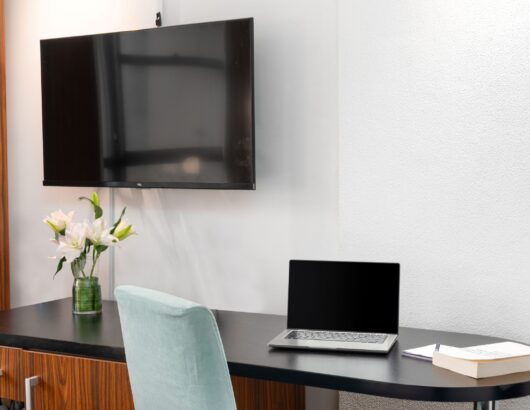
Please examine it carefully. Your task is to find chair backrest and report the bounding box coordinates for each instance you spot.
[115,285,236,410]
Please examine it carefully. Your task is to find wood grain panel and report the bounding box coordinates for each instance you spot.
[231,375,305,410]
[23,351,134,410]
[0,346,22,401]
[0,0,10,311]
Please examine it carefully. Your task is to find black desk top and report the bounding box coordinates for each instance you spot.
[0,298,529,402]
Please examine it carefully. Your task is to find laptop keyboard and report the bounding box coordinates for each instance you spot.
[285,330,387,344]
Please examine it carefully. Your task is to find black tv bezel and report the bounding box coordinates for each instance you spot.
[42,180,256,190]
[40,17,256,191]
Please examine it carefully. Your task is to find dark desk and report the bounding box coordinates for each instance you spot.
[0,299,529,408]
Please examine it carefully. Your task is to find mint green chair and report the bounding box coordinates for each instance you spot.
[115,286,237,410]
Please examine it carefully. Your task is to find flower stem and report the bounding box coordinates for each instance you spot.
[89,246,99,278]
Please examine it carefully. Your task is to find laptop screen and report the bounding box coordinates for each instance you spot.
[287,260,400,334]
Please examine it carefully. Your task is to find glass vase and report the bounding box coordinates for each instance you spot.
[72,277,102,315]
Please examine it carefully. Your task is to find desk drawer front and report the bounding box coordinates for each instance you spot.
[23,351,134,410]
[0,346,23,401]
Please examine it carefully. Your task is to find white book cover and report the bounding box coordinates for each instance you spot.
[431,342,530,378]
[403,342,530,362]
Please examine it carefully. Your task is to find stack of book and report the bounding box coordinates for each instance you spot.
[403,342,530,379]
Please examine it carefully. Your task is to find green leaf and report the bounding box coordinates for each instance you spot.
[95,245,108,255]
[79,196,103,219]
[71,262,80,278]
[70,253,87,278]
[110,207,127,234]
[53,257,67,279]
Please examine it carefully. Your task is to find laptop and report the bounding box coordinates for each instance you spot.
[268,260,400,353]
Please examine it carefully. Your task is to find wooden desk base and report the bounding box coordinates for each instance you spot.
[0,346,304,409]
[232,375,305,410]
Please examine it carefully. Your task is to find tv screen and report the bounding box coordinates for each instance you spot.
[40,18,255,189]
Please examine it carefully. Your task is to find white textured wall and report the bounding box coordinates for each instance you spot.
[338,0,530,408]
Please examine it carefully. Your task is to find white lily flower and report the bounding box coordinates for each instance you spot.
[43,210,74,234]
[57,222,88,262]
[114,218,136,241]
[86,218,118,246]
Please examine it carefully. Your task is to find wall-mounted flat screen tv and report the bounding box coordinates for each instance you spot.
[40,18,255,189]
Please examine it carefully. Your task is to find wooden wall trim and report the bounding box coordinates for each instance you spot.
[0,0,10,311]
